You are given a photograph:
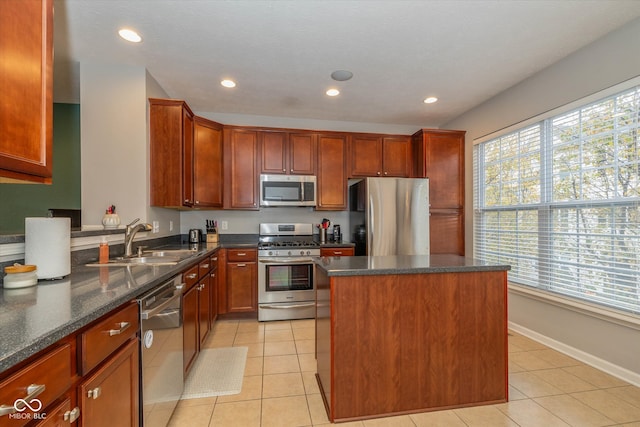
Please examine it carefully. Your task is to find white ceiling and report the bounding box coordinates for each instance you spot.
[53,0,640,128]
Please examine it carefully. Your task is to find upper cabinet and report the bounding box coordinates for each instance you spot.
[260,131,316,175]
[349,134,410,178]
[149,98,195,208]
[317,134,348,210]
[224,127,260,210]
[0,0,53,183]
[193,117,223,208]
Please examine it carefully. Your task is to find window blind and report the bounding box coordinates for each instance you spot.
[474,86,640,314]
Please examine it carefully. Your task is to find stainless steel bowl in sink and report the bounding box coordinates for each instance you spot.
[86,256,181,267]
[143,249,198,258]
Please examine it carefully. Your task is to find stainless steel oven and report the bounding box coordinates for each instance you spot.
[258,223,319,321]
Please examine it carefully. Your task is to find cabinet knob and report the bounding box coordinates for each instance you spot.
[64,407,80,422]
[195,200,200,204]
[377,171,381,176]
[384,171,388,175]
[283,168,286,172]
[87,387,102,400]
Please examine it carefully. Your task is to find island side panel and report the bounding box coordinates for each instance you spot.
[327,270,508,421]
[315,267,333,418]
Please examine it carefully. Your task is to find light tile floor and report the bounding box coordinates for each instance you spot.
[167,319,640,427]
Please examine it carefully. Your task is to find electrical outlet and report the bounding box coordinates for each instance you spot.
[169,220,174,232]
[152,221,159,233]
[221,221,228,230]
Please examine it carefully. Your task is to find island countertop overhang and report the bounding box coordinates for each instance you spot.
[314,254,511,276]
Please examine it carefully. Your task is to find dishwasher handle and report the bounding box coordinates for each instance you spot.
[141,288,182,320]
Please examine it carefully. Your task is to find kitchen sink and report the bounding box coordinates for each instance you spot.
[143,249,198,258]
[86,255,181,267]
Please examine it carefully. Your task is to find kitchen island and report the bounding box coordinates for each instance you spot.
[314,254,511,423]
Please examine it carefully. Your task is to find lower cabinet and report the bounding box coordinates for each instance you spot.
[320,247,355,257]
[182,283,199,375]
[226,249,258,313]
[78,339,139,427]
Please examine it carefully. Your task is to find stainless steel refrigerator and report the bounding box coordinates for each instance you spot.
[349,177,430,255]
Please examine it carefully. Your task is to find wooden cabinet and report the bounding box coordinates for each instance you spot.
[209,253,219,325]
[149,98,195,208]
[0,0,53,184]
[182,280,199,375]
[226,249,258,313]
[182,257,216,374]
[78,339,139,427]
[193,117,223,208]
[320,247,355,257]
[260,131,316,175]
[412,129,466,255]
[224,128,260,209]
[349,134,410,178]
[0,344,71,427]
[317,134,348,210]
[78,302,140,427]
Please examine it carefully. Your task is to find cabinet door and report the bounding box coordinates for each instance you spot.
[198,275,211,346]
[149,99,195,208]
[289,133,316,175]
[224,128,259,209]
[0,0,53,183]
[182,108,195,207]
[382,136,410,177]
[182,285,199,374]
[227,262,257,312]
[79,339,139,427]
[349,136,382,177]
[413,130,465,209]
[193,117,223,207]
[261,131,288,174]
[430,210,464,255]
[317,134,348,210]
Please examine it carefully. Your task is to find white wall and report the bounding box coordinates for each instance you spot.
[80,63,179,238]
[443,18,640,383]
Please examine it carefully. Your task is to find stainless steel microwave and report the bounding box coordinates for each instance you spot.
[260,174,317,207]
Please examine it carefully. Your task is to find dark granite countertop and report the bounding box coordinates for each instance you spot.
[0,241,244,373]
[315,254,511,276]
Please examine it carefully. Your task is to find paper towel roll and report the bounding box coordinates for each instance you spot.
[25,218,71,280]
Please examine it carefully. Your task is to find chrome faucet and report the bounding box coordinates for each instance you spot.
[124,218,152,257]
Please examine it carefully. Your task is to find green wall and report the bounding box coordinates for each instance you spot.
[0,103,81,234]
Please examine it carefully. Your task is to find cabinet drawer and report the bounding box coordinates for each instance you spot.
[80,303,139,375]
[320,247,355,257]
[227,248,257,262]
[183,265,199,289]
[0,344,71,427]
[198,258,211,276]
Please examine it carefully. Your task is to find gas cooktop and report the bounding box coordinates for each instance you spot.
[258,240,319,250]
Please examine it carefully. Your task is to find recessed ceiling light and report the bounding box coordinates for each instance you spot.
[326,88,340,97]
[424,97,438,104]
[221,79,236,88]
[331,70,353,81]
[118,28,142,43]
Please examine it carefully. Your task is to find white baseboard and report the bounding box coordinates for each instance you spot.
[509,321,640,387]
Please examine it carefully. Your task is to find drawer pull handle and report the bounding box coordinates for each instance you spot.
[186,273,198,279]
[201,264,210,269]
[236,263,246,267]
[0,384,46,416]
[87,387,101,399]
[333,251,342,255]
[108,321,130,336]
[64,407,80,422]
[236,252,246,256]
[212,257,218,261]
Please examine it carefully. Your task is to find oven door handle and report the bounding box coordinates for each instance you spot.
[259,258,315,264]
[260,303,316,309]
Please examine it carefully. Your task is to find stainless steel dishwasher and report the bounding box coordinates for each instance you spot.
[138,275,184,427]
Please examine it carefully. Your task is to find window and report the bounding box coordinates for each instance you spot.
[474,86,640,315]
